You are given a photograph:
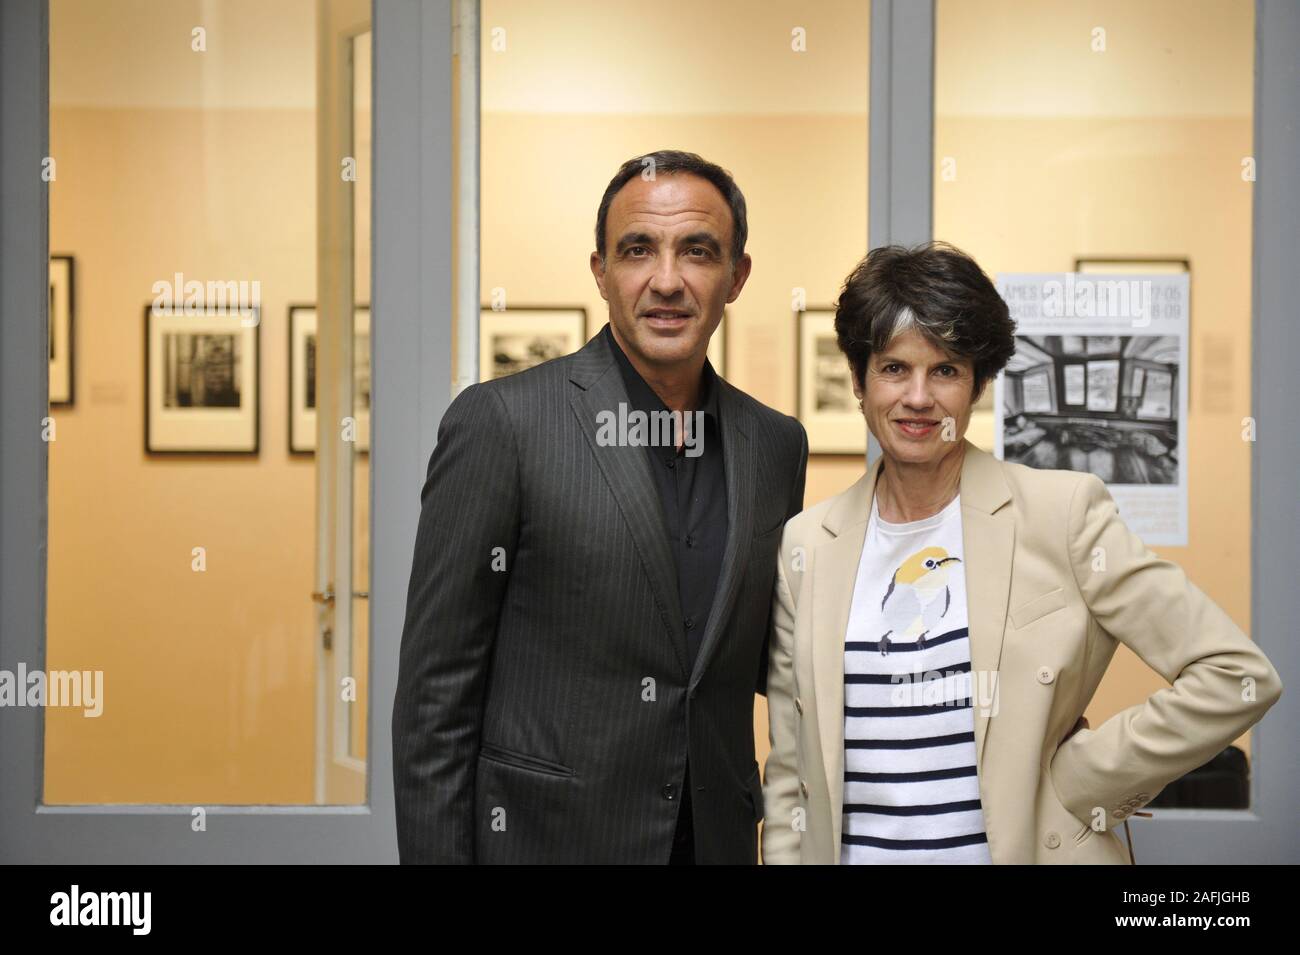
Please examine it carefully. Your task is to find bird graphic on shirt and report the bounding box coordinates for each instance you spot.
[878,546,963,656]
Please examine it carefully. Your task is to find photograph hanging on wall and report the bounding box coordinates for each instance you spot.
[479,307,586,381]
[289,305,370,454]
[994,272,1189,545]
[797,308,865,455]
[145,304,260,454]
[49,254,75,406]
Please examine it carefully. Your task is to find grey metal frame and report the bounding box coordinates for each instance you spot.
[867,0,1298,863]
[0,0,455,863]
[866,0,934,465]
[0,0,1294,864]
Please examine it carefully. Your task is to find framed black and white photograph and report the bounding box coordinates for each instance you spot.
[479,307,586,381]
[999,334,1180,485]
[49,254,75,406]
[1075,257,1190,276]
[797,307,865,455]
[289,304,370,455]
[145,304,259,454]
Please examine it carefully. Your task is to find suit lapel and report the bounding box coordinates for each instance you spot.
[812,456,881,858]
[810,441,1013,860]
[567,333,690,678]
[956,441,1014,777]
[689,380,756,688]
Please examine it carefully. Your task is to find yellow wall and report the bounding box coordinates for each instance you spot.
[45,107,320,803]
[934,115,1255,755]
[44,92,1255,802]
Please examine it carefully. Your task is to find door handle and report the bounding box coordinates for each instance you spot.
[312,589,368,606]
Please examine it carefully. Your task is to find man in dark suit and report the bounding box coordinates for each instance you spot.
[392,150,808,863]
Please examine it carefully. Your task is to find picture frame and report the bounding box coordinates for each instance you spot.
[479,306,587,382]
[288,304,370,455]
[796,307,865,455]
[1074,257,1190,275]
[49,254,75,406]
[145,304,260,455]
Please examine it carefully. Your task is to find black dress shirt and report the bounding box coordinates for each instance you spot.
[604,323,728,864]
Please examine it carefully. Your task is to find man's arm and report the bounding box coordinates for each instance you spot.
[1049,473,1283,831]
[391,383,520,863]
[756,420,808,696]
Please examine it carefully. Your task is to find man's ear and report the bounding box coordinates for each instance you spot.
[589,250,609,302]
[725,252,753,303]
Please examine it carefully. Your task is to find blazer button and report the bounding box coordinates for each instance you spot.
[662,783,677,801]
[1043,831,1061,849]
[1036,666,1055,685]
[799,779,809,799]
[794,697,803,715]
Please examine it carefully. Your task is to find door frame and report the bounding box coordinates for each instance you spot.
[1,0,1295,864]
[871,0,1298,863]
[315,0,371,807]
[0,0,455,863]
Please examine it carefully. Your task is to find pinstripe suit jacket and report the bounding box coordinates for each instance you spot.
[393,327,808,863]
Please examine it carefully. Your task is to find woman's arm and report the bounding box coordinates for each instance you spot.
[1049,473,1283,832]
[761,533,803,864]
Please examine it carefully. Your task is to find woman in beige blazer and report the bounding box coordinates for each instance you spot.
[762,242,1282,864]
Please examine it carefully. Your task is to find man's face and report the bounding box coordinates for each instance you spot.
[590,172,751,372]
[853,327,978,468]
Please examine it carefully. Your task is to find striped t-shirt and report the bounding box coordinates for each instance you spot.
[840,491,992,864]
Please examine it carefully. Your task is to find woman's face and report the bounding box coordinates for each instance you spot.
[853,327,978,469]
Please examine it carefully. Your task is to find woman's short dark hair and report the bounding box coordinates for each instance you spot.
[834,241,1016,399]
[595,150,748,267]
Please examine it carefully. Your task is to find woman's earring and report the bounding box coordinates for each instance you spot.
[857,398,864,413]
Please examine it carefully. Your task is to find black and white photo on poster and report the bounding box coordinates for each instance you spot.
[994,273,1189,545]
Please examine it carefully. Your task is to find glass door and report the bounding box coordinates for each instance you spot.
[0,0,451,863]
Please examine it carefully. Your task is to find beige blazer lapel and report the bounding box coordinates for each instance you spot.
[811,454,882,858]
[956,441,1015,778]
[810,440,1014,860]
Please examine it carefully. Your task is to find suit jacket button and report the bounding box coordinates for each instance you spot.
[799,779,809,799]
[1036,666,1055,685]
[794,697,803,715]
[1044,831,1061,849]
[662,783,677,801]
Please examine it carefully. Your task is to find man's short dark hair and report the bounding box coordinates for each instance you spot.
[834,241,1017,399]
[594,150,748,267]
